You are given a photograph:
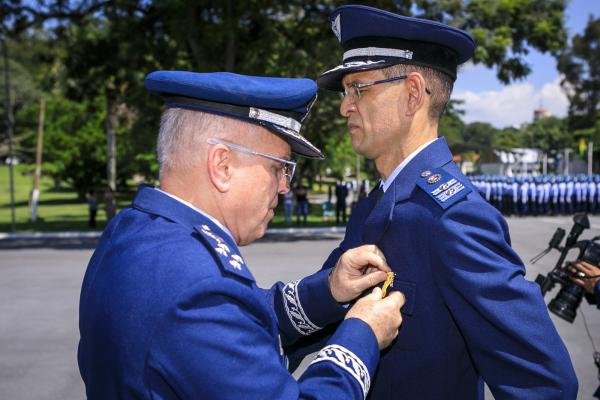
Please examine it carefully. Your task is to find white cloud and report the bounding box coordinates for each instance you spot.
[452,77,568,128]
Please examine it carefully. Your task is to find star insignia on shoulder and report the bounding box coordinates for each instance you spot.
[215,246,228,256]
[229,259,242,270]
[217,242,230,254]
[203,230,216,240]
[231,254,244,264]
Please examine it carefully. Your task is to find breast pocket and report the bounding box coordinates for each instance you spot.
[387,279,424,351]
[387,279,416,316]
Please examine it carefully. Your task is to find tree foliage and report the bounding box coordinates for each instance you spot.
[558,16,600,131]
[463,0,567,83]
[17,95,107,198]
[524,116,572,155]
[0,0,576,194]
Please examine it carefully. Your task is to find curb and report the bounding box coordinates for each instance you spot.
[0,231,102,240]
[264,226,346,235]
[0,226,346,242]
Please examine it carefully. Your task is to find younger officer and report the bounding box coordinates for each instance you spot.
[315,5,577,399]
[78,71,404,399]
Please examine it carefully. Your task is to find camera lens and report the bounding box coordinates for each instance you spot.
[548,283,585,323]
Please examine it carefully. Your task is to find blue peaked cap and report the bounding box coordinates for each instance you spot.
[145,71,323,158]
[318,5,475,91]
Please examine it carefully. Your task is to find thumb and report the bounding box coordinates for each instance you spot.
[385,290,406,308]
[369,286,382,299]
[353,271,388,292]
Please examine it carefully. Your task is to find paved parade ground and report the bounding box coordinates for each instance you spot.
[1,216,599,399]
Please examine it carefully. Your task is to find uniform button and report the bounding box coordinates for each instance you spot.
[427,174,442,184]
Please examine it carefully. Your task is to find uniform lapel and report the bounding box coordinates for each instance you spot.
[362,182,396,244]
[362,137,454,244]
[132,185,254,282]
[132,185,208,229]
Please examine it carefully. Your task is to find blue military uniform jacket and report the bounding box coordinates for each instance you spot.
[319,138,578,399]
[78,186,379,399]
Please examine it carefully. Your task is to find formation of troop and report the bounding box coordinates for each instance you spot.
[470,174,600,216]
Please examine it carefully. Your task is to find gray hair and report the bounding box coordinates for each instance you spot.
[382,64,454,122]
[157,108,228,176]
[157,108,272,178]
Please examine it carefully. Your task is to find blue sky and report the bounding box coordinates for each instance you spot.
[452,0,600,128]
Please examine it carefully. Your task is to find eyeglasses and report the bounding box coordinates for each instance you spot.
[340,75,431,100]
[207,138,296,186]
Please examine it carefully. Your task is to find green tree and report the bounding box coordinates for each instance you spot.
[18,94,107,198]
[462,122,498,161]
[557,16,600,131]
[524,116,571,154]
[419,0,568,83]
[440,99,467,152]
[495,126,527,150]
[2,0,572,192]
[0,54,40,162]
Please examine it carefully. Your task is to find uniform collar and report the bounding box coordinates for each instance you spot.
[154,188,234,241]
[382,138,437,193]
[362,137,453,244]
[132,185,236,245]
[389,137,453,202]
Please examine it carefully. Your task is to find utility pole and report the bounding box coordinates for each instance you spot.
[2,37,16,233]
[564,148,573,176]
[105,97,117,193]
[104,96,118,222]
[31,97,45,222]
[543,153,547,175]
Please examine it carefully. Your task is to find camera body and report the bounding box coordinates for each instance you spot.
[582,242,600,267]
[535,214,598,323]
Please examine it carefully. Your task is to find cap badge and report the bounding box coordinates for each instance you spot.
[332,14,341,42]
[421,170,432,177]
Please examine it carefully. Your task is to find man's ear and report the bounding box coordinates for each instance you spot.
[207,144,233,193]
[404,72,427,117]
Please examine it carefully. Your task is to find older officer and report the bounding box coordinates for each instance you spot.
[314,5,577,399]
[78,71,405,399]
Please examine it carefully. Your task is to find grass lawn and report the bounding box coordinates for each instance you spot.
[0,165,346,233]
[0,165,133,233]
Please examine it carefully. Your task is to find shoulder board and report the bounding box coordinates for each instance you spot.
[416,167,472,210]
[193,224,255,283]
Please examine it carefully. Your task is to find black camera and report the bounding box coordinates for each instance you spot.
[534,213,599,323]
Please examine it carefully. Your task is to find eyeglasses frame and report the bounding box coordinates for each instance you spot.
[207,138,296,185]
[340,75,431,100]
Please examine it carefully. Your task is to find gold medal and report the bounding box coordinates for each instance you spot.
[381,271,395,298]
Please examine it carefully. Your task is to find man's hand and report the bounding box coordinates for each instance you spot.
[329,244,390,303]
[346,287,405,349]
[571,261,600,294]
